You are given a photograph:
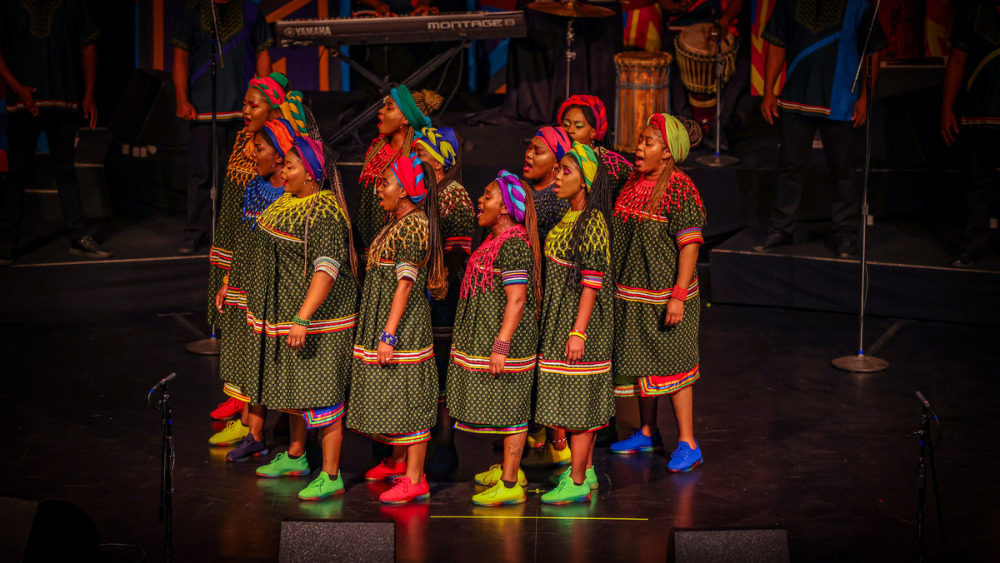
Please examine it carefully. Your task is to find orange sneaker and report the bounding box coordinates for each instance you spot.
[365,458,406,481]
[210,396,245,420]
[379,475,430,504]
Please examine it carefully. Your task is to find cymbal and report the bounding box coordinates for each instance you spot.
[527,1,615,18]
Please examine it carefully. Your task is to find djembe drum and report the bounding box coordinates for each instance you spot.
[674,22,739,126]
[613,51,672,154]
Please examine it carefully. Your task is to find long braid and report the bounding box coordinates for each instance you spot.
[564,160,615,290]
[323,145,360,284]
[419,160,448,300]
[519,180,543,318]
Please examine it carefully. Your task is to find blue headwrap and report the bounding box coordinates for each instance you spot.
[292,136,325,182]
[414,126,459,171]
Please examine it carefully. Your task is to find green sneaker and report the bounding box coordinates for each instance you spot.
[549,466,599,490]
[474,464,528,487]
[540,477,591,505]
[255,452,310,478]
[209,420,248,447]
[472,481,526,506]
[298,471,344,501]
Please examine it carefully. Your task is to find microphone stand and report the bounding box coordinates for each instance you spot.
[831,0,888,373]
[911,391,945,561]
[187,0,226,356]
[149,373,178,563]
[697,21,739,167]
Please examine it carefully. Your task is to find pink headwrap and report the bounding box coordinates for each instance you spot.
[557,94,609,141]
[535,126,572,161]
[390,153,427,203]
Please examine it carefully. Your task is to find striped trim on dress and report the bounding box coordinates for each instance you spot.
[454,421,529,435]
[355,428,431,445]
[352,343,434,365]
[537,356,612,376]
[444,236,473,255]
[247,312,357,336]
[614,280,699,304]
[450,349,537,373]
[222,382,250,402]
[303,402,345,429]
[210,246,233,269]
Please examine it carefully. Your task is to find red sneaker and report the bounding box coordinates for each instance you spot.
[364,458,407,481]
[210,396,245,420]
[379,475,430,504]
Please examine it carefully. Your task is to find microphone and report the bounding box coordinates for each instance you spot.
[915,390,931,409]
[151,373,178,392]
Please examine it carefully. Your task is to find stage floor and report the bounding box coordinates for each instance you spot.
[2,258,998,562]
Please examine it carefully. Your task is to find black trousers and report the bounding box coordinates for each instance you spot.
[1,109,86,242]
[766,112,862,236]
[961,128,1000,256]
[185,121,240,237]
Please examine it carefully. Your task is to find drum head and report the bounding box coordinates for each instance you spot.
[677,22,736,56]
[614,50,673,67]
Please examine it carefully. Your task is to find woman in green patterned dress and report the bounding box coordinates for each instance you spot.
[413,126,475,474]
[558,95,634,198]
[447,171,542,506]
[241,136,360,500]
[356,86,443,251]
[536,142,616,505]
[347,153,448,504]
[609,113,706,473]
[213,117,295,455]
[206,73,290,433]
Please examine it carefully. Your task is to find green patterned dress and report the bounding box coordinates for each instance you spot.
[219,174,285,402]
[596,146,634,199]
[611,171,705,397]
[355,135,398,250]
[446,225,538,434]
[347,211,438,444]
[535,210,615,432]
[243,191,358,426]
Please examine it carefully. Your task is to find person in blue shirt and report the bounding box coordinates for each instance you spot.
[754,0,886,258]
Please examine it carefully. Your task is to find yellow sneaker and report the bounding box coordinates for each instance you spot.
[472,481,526,506]
[520,443,571,469]
[209,420,249,447]
[526,428,547,449]
[474,464,527,487]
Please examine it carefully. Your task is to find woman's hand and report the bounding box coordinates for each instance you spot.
[665,298,685,326]
[565,335,586,363]
[377,341,395,365]
[489,352,507,377]
[287,324,307,350]
[215,285,228,313]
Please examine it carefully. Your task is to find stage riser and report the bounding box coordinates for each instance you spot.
[710,249,1000,325]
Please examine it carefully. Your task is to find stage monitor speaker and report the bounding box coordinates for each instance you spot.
[0,497,100,562]
[670,528,790,563]
[279,520,395,563]
[108,68,187,148]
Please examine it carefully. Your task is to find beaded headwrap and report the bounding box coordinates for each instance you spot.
[279,91,309,135]
[414,126,459,171]
[535,126,572,162]
[292,136,326,182]
[390,153,427,203]
[496,170,527,224]
[390,85,432,135]
[567,142,598,191]
[557,94,609,141]
[260,118,295,158]
[648,113,690,163]
[249,72,289,109]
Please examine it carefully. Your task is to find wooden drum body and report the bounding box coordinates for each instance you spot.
[674,22,739,110]
[613,51,672,155]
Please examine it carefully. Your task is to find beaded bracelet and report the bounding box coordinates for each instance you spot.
[492,338,511,356]
[568,330,587,341]
[670,285,689,302]
[379,330,398,347]
[292,315,311,327]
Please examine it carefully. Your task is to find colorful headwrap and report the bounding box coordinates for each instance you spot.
[260,118,295,158]
[414,126,459,171]
[279,91,309,135]
[557,94,609,141]
[648,113,690,163]
[496,170,527,224]
[390,85,432,135]
[390,153,427,203]
[567,142,599,191]
[249,72,289,109]
[292,136,326,182]
[535,126,572,162]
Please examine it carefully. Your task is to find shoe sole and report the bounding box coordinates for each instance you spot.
[299,489,345,501]
[541,493,591,505]
[610,446,662,455]
[365,473,405,482]
[256,469,309,478]
[549,475,599,490]
[210,412,242,421]
[473,496,526,507]
[380,493,430,505]
[667,457,703,473]
[227,449,270,462]
[210,437,248,447]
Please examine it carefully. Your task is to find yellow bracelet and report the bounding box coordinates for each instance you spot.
[569,330,587,341]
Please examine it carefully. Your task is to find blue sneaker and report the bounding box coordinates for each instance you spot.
[666,441,702,472]
[226,433,269,462]
[610,429,663,454]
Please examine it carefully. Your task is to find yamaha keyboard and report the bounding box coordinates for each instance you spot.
[275,11,526,47]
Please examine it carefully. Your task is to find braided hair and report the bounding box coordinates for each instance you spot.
[563,160,615,290]
[361,89,445,183]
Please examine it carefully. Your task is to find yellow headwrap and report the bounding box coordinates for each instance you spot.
[567,142,598,191]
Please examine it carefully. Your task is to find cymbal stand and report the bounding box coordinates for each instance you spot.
[564,17,577,99]
[696,26,739,167]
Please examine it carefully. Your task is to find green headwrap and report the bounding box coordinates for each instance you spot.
[648,113,690,163]
[567,142,599,191]
[390,85,432,133]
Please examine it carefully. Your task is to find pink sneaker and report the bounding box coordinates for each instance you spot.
[364,458,406,481]
[379,475,430,504]
[210,397,245,420]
